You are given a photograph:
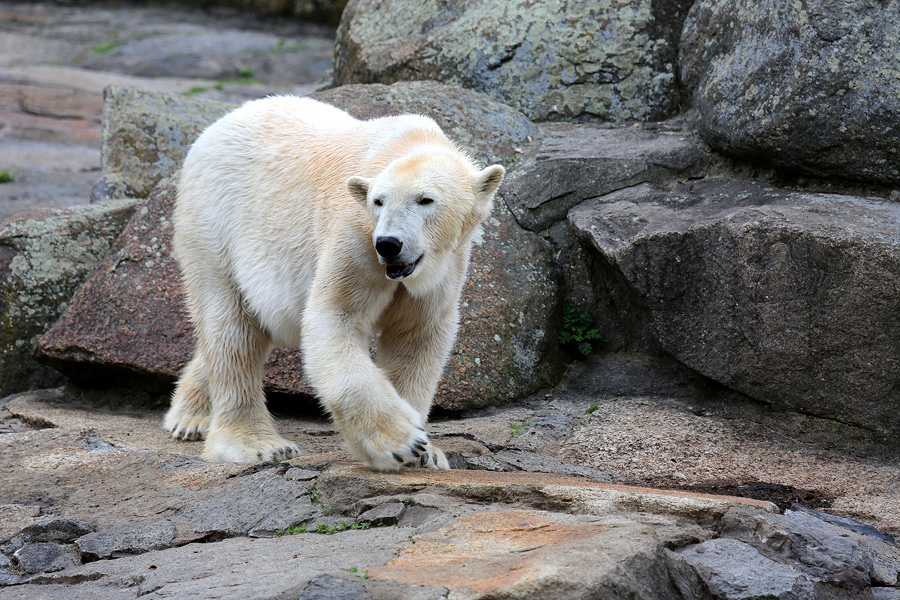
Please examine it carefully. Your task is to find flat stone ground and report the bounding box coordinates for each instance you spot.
[2,353,898,537]
[0,0,334,217]
[1,354,899,597]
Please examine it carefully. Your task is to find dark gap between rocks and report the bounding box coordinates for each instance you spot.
[629,477,836,511]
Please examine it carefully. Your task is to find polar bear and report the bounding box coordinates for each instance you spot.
[163,96,504,471]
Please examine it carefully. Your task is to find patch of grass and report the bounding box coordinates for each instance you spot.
[218,75,259,86]
[275,523,307,535]
[558,305,602,356]
[343,566,369,579]
[236,67,254,78]
[181,86,207,96]
[314,520,358,534]
[309,489,321,503]
[0,171,13,184]
[585,404,599,414]
[509,420,531,437]
[92,41,123,55]
[504,154,520,164]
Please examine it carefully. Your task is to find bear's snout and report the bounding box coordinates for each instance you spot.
[375,236,403,261]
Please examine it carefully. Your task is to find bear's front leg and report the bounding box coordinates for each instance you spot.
[375,286,459,470]
[302,300,432,472]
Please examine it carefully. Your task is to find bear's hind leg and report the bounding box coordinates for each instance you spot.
[203,311,301,463]
[184,274,300,463]
[165,352,211,441]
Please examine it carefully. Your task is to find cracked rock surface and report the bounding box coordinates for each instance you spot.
[1,367,898,598]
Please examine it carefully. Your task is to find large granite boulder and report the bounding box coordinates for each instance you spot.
[100,86,233,198]
[680,0,900,185]
[334,0,693,122]
[0,200,137,397]
[36,83,562,410]
[569,180,900,435]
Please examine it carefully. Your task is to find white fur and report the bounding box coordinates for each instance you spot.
[163,96,504,471]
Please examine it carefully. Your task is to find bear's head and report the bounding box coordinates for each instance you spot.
[347,150,504,295]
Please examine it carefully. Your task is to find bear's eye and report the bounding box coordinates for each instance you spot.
[373,198,383,207]
[418,197,434,206]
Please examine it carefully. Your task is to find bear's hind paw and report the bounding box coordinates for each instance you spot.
[164,408,209,442]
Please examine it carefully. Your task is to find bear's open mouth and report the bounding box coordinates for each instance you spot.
[385,255,422,280]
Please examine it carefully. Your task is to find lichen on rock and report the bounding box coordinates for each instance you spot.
[0,199,138,397]
[334,0,691,122]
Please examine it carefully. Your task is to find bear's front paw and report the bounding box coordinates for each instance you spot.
[164,405,210,442]
[345,411,434,472]
[203,429,301,463]
[416,442,450,470]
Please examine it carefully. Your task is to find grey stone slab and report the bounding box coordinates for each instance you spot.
[14,542,79,575]
[667,538,816,600]
[75,521,176,559]
[681,0,900,184]
[3,517,94,553]
[356,503,405,527]
[299,573,369,600]
[249,496,320,538]
[505,121,709,231]
[2,528,413,599]
[180,471,311,538]
[721,508,877,591]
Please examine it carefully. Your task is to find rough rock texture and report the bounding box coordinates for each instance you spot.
[0,200,138,396]
[75,521,176,560]
[101,86,233,197]
[720,508,896,593]
[2,517,94,554]
[504,119,709,232]
[34,179,198,385]
[13,543,78,575]
[2,379,899,597]
[568,180,900,435]
[667,537,817,599]
[334,0,693,122]
[37,83,562,410]
[310,81,537,169]
[680,0,900,184]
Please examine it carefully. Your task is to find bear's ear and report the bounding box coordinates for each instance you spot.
[346,176,370,206]
[474,165,505,200]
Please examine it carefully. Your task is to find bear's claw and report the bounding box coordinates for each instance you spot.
[416,443,448,470]
[203,430,301,463]
[164,411,209,442]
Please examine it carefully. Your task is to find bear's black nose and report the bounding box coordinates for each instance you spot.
[375,236,403,260]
